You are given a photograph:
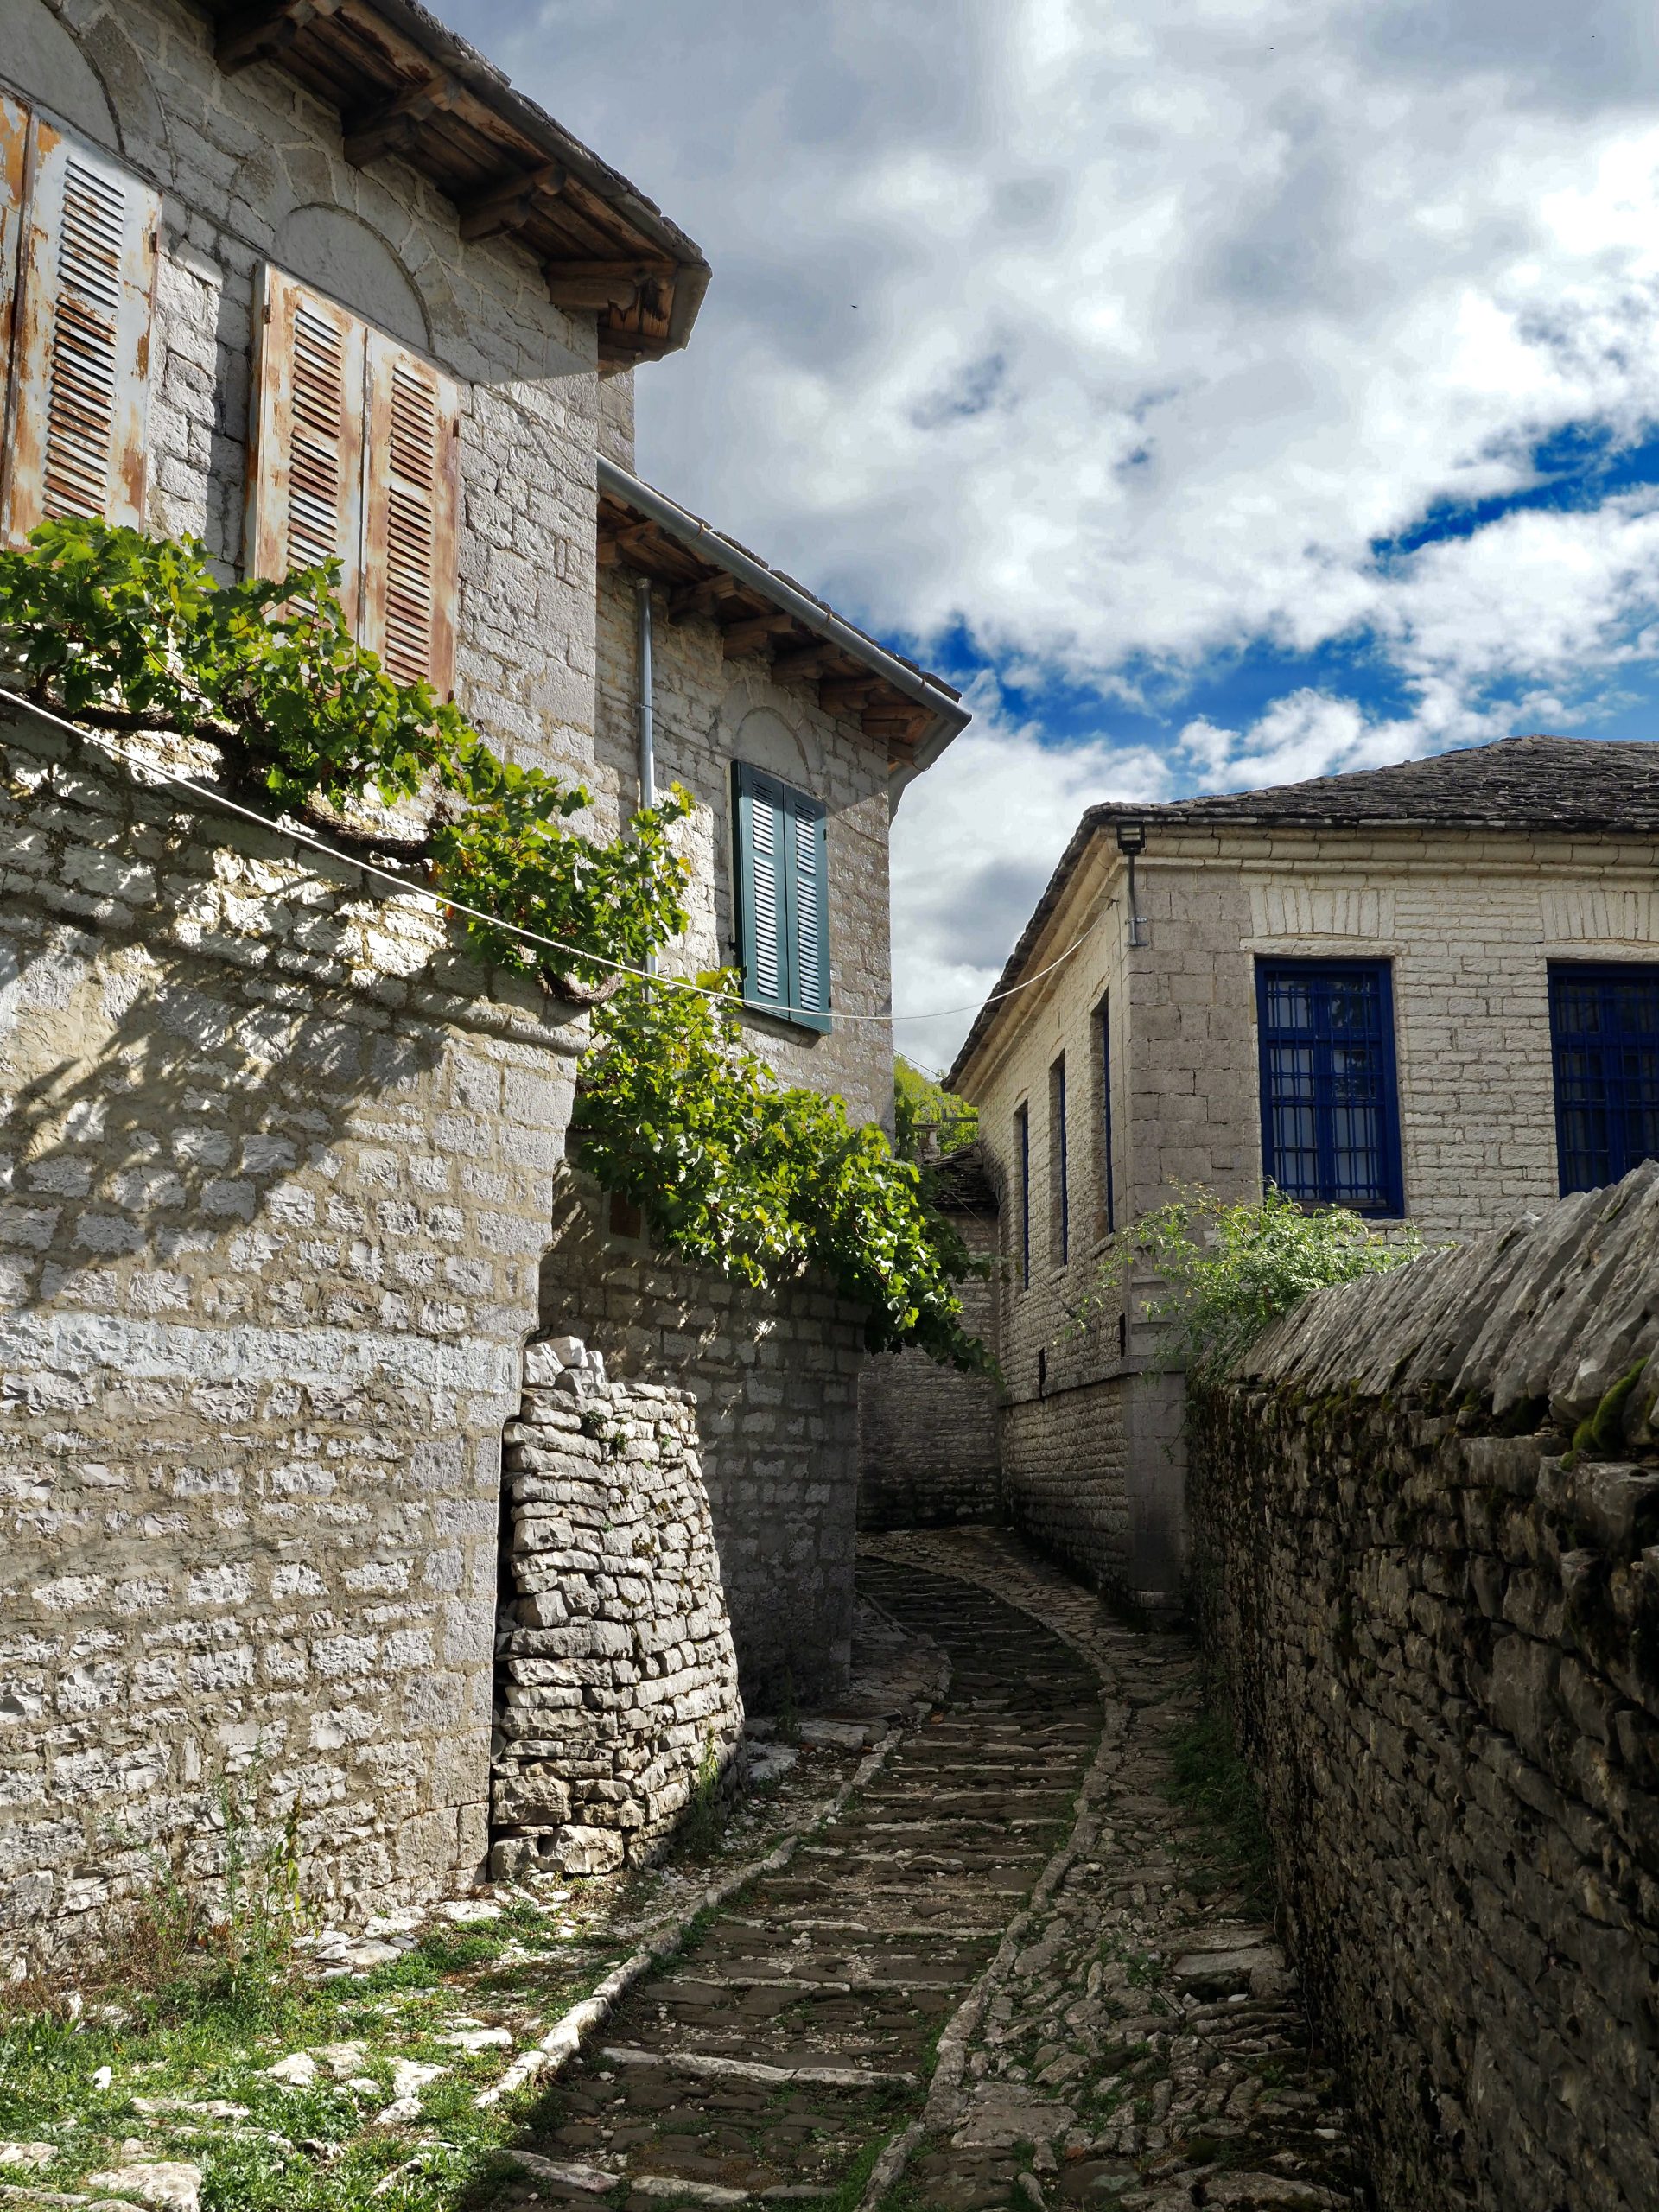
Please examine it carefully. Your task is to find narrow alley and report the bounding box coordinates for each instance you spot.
[488,1531,1367,2211]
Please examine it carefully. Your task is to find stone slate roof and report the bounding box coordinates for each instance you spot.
[947,735,1659,1090]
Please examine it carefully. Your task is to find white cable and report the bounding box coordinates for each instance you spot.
[0,684,1094,1027]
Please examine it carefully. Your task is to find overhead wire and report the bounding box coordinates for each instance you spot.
[0,683,1096,1028]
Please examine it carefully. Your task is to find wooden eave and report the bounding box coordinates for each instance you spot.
[597,493,951,768]
[202,0,710,365]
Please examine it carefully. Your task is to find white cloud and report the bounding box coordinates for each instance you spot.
[889,677,1168,1074]
[452,0,1659,1059]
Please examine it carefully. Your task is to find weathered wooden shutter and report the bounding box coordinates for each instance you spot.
[0,94,29,415]
[786,791,831,1030]
[3,112,158,542]
[361,332,459,694]
[734,761,791,1018]
[247,267,365,615]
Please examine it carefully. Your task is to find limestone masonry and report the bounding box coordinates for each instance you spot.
[1191,1161,1659,2212]
[0,715,581,1959]
[490,1337,743,1883]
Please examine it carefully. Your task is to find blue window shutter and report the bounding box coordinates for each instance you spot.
[785,791,830,1031]
[1255,958,1403,1216]
[734,762,790,1017]
[1549,963,1659,1194]
[734,763,831,1031]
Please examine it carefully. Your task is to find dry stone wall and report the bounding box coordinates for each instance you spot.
[491,1336,743,1880]
[1190,1162,1659,2212]
[538,1175,865,1708]
[0,715,581,1961]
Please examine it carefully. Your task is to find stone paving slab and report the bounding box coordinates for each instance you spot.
[476,1529,1371,2212]
[861,1529,1370,2212]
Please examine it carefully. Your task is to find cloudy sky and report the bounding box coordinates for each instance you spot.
[448,0,1659,1071]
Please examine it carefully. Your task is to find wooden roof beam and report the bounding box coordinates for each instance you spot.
[458,162,568,243]
[545,260,675,311]
[770,643,834,686]
[819,675,881,714]
[668,573,743,623]
[343,73,464,169]
[721,612,795,657]
[216,0,345,73]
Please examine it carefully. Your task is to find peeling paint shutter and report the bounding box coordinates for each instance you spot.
[247,267,365,617]
[3,113,158,542]
[787,791,830,1028]
[0,92,29,413]
[361,332,459,694]
[735,762,791,1018]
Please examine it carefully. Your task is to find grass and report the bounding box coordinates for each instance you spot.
[0,1894,627,2212]
[0,1732,880,2212]
[1163,1705,1275,1918]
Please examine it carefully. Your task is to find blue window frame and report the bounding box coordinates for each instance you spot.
[1014,1102,1031,1289]
[1548,963,1659,1195]
[1255,959,1404,1216]
[1096,991,1116,1236]
[1049,1055,1068,1267]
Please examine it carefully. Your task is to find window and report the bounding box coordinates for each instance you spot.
[0,92,159,543]
[732,760,830,1030]
[1256,959,1403,1215]
[1548,963,1659,1195]
[1095,991,1116,1236]
[248,267,460,694]
[1049,1053,1068,1266]
[1014,1101,1031,1289]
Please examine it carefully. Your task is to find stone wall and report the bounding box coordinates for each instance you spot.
[856,1150,1001,1530]
[1190,1163,1659,2212]
[592,563,896,1129]
[538,1176,865,1708]
[0,715,582,1961]
[12,0,607,785]
[491,1338,743,1881]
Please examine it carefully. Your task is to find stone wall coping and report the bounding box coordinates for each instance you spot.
[1232,1160,1659,1430]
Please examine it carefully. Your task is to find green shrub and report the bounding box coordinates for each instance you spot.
[1076,1183,1421,1376]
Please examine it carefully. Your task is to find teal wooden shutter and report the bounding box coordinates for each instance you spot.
[734,763,832,1031]
[734,762,791,1017]
[787,792,830,1030]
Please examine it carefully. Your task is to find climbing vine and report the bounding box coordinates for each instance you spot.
[0,519,979,1363]
[576,976,984,1365]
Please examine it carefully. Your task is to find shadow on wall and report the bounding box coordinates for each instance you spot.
[1,917,444,1323]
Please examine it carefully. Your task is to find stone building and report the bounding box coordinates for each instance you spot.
[947,737,1659,1609]
[856,1141,1001,1531]
[0,0,967,1956]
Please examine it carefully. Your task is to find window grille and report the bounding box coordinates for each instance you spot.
[1255,959,1403,1215]
[1548,963,1659,1195]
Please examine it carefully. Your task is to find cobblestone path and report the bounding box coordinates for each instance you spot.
[486,1532,1370,2212]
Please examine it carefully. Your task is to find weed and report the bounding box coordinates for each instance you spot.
[777,1667,802,1747]
[1164,1707,1274,1918]
[677,1736,725,1858]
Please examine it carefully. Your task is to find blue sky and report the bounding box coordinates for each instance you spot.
[441,0,1659,1069]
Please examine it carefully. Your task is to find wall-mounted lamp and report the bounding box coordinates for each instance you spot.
[1116,819,1151,947]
